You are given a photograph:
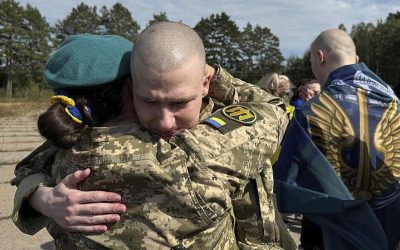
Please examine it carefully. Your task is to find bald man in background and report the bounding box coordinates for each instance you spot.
[295,28,400,249]
[13,22,295,249]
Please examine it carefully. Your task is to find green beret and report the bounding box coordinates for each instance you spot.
[44,34,133,88]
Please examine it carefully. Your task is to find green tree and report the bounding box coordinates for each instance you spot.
[238,23,284,83]
[100,3,140,41]
[237,23,256,81]
[285,52,313,86]
[0,0,51,98]
[372,12,400,92]
[0,0,27,97]
[350,22,375,66]
[338,23,348,32]
[252,25,284,80]
[194,12,242,75]
[55,3,100,45]
[148,12,169,26]
[17,4,52,97]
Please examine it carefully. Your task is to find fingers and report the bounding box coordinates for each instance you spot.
[64,224,108,234]
[298,86,314,101]
[54,202,126,233]
[77,190,124,204]
[62,169,91,188]
[64,213,121,228]
[77,202,126,215]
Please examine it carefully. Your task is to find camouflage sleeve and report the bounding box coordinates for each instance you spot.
[13,173,51,235]
[208,65,286,111]
[11,141,56,186]
[11,141,57,234]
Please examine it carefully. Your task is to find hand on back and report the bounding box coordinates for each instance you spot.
[29,169,126,233]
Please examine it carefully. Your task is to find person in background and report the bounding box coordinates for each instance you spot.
[291,78,321,107]
[258,73,291,99]
[258,73,295,119]
[296,28,400,250]
[303,78,321,98]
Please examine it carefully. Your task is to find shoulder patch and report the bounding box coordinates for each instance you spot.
[204,117,226,128]
[222,104,257,124]
[204,104,261,134]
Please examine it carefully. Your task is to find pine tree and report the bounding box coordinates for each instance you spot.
[55,3,100,45]
[351,22,375,67]
[372,12,400,91]
[148,12,169,26]
[0,0,26,97]
[19,4,51,97]
[237,23,256,82]
[194,12,242,75]
[100,3,140,41]
[285,52,313,86]
[338,23,347,32]
[242,24,284,83]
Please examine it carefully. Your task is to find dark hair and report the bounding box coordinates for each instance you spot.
[38,78,126,149]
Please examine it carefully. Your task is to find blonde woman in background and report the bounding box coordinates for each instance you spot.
[259,73,295,167]
[258,73,291,98]
[258,73,295,119]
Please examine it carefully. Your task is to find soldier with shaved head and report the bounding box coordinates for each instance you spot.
[131,22,210,139]
[296,28,400,249]
[12,22,295,249]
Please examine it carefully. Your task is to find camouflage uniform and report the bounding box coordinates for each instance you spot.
[12,67,293,249]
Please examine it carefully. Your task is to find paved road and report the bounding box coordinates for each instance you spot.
[0,115,54,249]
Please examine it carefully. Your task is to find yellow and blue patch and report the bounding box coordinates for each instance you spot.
[205,117,226,128]
[222,105,257,124]
[204,104,261,134]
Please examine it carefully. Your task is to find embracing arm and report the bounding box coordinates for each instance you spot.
[12,142,126,235]
[12,141,56,234]
[208,65,286,109]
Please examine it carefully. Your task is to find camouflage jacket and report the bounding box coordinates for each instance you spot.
[12,67,292,249]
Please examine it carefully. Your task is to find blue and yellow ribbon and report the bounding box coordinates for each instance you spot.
[50,95,90,124]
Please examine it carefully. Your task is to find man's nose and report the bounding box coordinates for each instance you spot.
[158,107,175,130]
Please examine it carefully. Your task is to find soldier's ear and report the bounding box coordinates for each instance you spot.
[355,55,360,63]
[317,50,325,64]
[202,72,212,97]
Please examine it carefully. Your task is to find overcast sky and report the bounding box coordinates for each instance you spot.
[18,0,400,58]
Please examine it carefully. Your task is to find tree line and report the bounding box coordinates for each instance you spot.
[0,0,283,98]
[1,0,399,98]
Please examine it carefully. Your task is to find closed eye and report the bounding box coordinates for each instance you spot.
[140,99,157,105]
[172,100,190,107]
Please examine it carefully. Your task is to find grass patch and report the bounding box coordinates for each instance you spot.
[0,99,50,118]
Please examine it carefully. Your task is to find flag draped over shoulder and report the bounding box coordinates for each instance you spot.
[274,118,387,250]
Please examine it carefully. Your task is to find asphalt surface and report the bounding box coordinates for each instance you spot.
[0,115,54,249]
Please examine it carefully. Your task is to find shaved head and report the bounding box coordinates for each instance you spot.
[129,21,212,138]
[131,21,205,73]
[310,28,359,85]
[311,28,356,63]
